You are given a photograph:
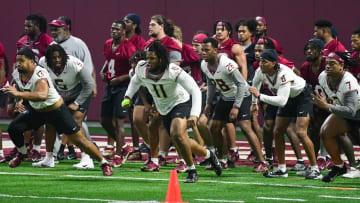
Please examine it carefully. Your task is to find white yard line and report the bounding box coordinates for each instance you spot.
[318,195,360,200]
[0,193,157,202]
[194,199,244,202]
[0,172,359,191]
[257,197,306,201]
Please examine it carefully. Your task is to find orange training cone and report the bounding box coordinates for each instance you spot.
[162,170,187,203]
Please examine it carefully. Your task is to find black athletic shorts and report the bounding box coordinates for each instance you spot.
[277,85,313,118]
[0,91,7,109]
[64,93,93,113]
[10,103,80,135]
[212,95,251,122]
[161,99,191,135]
[101,85,128,118]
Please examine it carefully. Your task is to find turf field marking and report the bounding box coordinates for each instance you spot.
[1,171,359,191]
[319,195,360,200]
[194,199,244,202]
[257,197,306,201]
[0,193,157,202]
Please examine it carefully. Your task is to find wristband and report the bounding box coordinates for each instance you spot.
[121,98,131,107]
[256,92,260,98]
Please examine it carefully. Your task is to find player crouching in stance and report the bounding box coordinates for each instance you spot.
[122,41,222,183]
[313,52,360,182]
[249,49,321,179]
[3,48,113,176]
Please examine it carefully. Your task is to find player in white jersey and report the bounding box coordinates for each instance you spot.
[122,41,222,183]
[314,52,360,181]
[3,48,113,176]
[199,38,267,172]
[35,44,95,168]
[249,49,322,179]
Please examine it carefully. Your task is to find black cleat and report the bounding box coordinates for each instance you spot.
[209,150,222,176]
[199,158,210,166]
[322,163,347,183]
[57,151,65,161]
[65,151,77,160]
[263,168,288,178]
[184,169,198,183]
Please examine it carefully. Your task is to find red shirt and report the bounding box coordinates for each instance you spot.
[128,34,146,51]
[180,43,203,86]
[322,39,346,57]
[300,59,326,90]
[144,36,181,52]
[348,51,360,82]
[103,38,136,85]
[15,33,53,61]
[217,38,239,59]
[0,43,8,88]
[251,36,284,55]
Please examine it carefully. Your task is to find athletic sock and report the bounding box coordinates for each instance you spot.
[187,164,196,171]
[17,146,27,155]
[278,164,287,172]
[46,152,53,159]
[205,150,211,159]
[33,145,41,152]
[151,158,159,165]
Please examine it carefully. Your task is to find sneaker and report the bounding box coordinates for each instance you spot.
[5,147,18,161]
[322,163,347,182]
[342,167,360,179]
[175,161,187,173]
[296,166,310,177]
[73,155,94,169]
[65,151,77,160]
[158,154,166,166]
[32,157,55,168]
[291,161,306,171]
[53,156,59,164]
[229,149,240,162]
[139,143,150,153]
[120,145,132,164]
[29,149,42,162]
[128,150,142,160]
[220,160,228,170]
[57,151,65,161]
[209,150,222,176]
[141,160,159,172]
[184,169,198,183]
[246,151,256,162]
[9,153,26,168]
[306,168,323,179]
[103,146,115,160]
[101,163,113,176]
[110,156,123,168]
[264,168,288,178]
[317,157,326,170]
[253,161,270,173]
[325,156,334,170]
[0,155,5,163]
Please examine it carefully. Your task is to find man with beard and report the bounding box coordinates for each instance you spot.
[254,16,283,56]
[124,13,146,51]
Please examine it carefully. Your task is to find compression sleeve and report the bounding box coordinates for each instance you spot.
[259,82,291,107]
[329,90,359,118]
[177,71,202,117]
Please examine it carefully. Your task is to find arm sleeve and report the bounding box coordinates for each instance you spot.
[177,71,202,117]
[169,51,182,63]
[251,71,262,104]
[206,77,216,105]
[75,67,95,105]
[231,69,248,108]
[124,73,142,99]
[260,82,291,107]
[329,90,359,118]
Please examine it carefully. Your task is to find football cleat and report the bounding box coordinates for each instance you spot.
[141,160,159,172]
[101,163,113,176]
[264,168,288,178]
[32,157,55,168]
[291,160,306,171]
[128,150,142,160]
[322,163,347,182]
[246,151,256,162]
[342,167,360,179]
[0,155,5,163]
[317,157,326,171]
[110,156,123,168]
[9,153,26,168]
[175,161,187,173]
[73,154,94,169]
[158,154,166,166]
[253,161,270,173]
[65,151,77,160]
[120,145,132,164]
[184,169,198,183]
[5,147,18,161]
[29,149,42,162]
[209,150,222,176]
[306,168,323,179]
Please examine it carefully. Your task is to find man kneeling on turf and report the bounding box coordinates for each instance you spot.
[3,48,113,176]
[122,41,222,183]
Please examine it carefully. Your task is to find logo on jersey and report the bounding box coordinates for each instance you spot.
[226,63,235,72]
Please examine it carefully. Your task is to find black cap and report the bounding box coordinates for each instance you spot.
[260,49,278,62]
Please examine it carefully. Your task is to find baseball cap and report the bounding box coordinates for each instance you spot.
[308,38,325,50]
[260,49,278,62]
[326,52,344,63]
[125,13,141,25]
[255,16,267,25]
[192,33,207,43]
[49,20,69,28]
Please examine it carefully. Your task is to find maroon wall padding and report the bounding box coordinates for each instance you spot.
[1,0,360,120]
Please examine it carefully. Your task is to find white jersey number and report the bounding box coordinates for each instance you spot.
[209,78,231,92]
[54,79,68,90]
[152,84,167,98]
[108,59,116,78]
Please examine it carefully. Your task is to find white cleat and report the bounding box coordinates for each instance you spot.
[342,167,360,178]
[73,154,94,169]
[32,157,55,168]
